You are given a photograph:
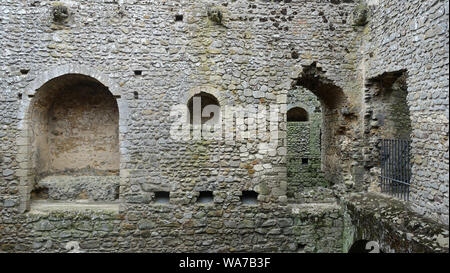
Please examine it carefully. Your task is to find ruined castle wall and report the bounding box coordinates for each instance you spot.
[360,0,449,225]
[0,203,345,253]
[0,0,362,252]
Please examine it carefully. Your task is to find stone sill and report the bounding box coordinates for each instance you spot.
[28,200,120,214]
[289,202,340,215]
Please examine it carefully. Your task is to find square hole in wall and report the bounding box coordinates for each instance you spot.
[154,191,170,204]
[241,191,258,205]
[31,186,49,200]
[302,158,309,165]
[197,191,214,203]
[297,243,306,253]
[134,70,142,76]
[175,14,183,21]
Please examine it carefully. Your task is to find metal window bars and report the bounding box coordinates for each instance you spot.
[379,139,412,201]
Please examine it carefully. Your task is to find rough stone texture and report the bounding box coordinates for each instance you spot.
[0,202,344,253]
[0,0,448,252]
[34,176,120,201]
[291,203,343,253]
[366,71,411,140]
[363,71,413,192]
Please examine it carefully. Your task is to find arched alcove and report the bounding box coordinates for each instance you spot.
[27,74,120,202]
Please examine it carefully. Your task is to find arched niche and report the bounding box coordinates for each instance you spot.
[17,65,128,211]
[30,74,120,177]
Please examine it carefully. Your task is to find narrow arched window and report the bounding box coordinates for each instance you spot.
[187,92,220,125]
[287,107,309,122]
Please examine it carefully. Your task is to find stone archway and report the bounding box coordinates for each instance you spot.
[187,92,221,125]
[291,62,355,186]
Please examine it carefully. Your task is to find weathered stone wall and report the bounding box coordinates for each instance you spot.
[365,71,411,141]
[0,0,362,252]
[0,203,344,253]
[0,0,448,252]
[359,0,449,225]
[363,70,413,192]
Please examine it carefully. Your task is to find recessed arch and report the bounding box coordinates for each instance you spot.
[25,64,122,97]
[31,74,120,176]
[17,65,129,212]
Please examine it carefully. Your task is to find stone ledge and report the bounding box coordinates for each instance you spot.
[289,202,340,215]
[28,200,120,214]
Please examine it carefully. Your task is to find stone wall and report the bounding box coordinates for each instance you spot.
[365,71,411,140]
[0,202,344,253]
[0,0,362,252]
[359,0,449,225]
[0,0,448,252]
[343,193,449,253]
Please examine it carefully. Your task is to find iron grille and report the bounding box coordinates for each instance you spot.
[379,139,412,200]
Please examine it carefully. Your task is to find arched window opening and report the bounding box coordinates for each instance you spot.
[187,92,220,125]
[287,107,309,122]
